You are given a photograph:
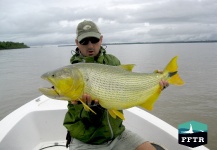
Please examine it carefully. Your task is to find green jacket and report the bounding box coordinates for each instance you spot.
[63,46,125,144]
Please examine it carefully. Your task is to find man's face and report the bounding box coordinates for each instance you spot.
[75,36,103,57]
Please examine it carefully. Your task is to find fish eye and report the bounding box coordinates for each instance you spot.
[51,74,55,77]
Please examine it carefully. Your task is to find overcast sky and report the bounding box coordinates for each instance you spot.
[0,0,217,46]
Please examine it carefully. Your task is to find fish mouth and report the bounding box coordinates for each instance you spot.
[39,85,71,101]
[50,86,60,96]
[39,74,60,96]
[39,85,60,97]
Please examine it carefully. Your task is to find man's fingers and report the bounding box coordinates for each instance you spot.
[82,94,98,106]
[159,80,163,87]
[160,80,169,90]
[71,94,99,106]
[157,70,163,73]
[93,100,99,106]
[71,101,78,105]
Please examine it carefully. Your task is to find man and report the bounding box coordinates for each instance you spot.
[64,20,168,150]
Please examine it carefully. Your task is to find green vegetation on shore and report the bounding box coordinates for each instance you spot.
[0,41,29,50]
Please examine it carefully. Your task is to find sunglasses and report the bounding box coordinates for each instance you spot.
[79,37,100,45]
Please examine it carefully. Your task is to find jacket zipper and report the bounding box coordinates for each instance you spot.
[106,110,114,139]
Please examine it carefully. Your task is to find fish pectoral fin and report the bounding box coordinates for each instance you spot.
[78,99,96,114]
[119,64,135,72]
[108,109,125,120]
[139,87,161,111]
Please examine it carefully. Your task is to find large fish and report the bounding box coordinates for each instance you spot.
[39,56,184,120]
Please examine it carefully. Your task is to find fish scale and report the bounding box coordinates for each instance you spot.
[76,63,165,109]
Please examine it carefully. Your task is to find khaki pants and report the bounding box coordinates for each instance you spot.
[69,129,145,150]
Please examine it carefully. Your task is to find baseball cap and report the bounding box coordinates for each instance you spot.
[76,20,101,42]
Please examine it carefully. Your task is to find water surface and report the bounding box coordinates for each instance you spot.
[0,43,216,149]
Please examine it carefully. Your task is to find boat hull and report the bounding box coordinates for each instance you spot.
[0,95,208,150]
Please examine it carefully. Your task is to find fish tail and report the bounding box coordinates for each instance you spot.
[164,56,184,85]
[140,56,184,111]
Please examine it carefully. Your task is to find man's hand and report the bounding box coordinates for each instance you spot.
[71,94,99,106]
[156,70,169,90]
[160,80,169,90]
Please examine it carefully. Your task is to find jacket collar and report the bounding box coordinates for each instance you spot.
[73,46,106,63]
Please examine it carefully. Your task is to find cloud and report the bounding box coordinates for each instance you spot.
[0,0,217,46]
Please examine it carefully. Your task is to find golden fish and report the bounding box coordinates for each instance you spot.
[39,56,184,120]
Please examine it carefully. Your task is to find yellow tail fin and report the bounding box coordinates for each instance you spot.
[164,56,184,85]
[140,56,184,111]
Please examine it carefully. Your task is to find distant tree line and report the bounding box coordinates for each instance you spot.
[0,41,29,50]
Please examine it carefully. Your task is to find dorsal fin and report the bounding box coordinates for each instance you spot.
[119,64,135,72]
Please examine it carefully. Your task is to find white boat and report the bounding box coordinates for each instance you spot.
[0,95,208,150]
